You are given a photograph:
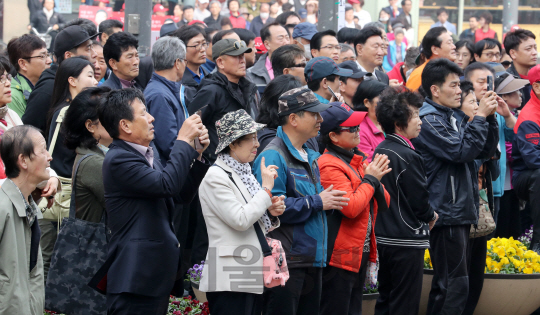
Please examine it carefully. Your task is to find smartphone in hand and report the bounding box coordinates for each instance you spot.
[487,75,493,92]
[194,107,206,151]
[328,86,339,101]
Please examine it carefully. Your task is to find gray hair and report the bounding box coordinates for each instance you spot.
[364,21,385,31]
[151,36,186,71]
[340,43,354,54]
[404,46,420,69]
[209,0,221,8]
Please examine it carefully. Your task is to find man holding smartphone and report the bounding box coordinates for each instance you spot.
[304,56,352,104]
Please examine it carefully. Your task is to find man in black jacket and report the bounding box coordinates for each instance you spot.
[102,32,143,91]
[189,38,257,163]
[354,26,390,85]
[504,29,537,108]
[411,59,499,315]
[374,87,438,315]
[22,25,98,134]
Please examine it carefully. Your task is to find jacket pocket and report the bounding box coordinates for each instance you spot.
[218,245,250,258]
[291,171,310,197]
[450,176,456,204]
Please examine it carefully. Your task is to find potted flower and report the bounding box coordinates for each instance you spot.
[420,237,540,315]
[361,282,379,315]
[518,225,533,250]
[187,261,206,303]
[168,295,210,315]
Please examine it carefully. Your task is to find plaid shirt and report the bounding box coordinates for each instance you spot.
[8,179,40,226]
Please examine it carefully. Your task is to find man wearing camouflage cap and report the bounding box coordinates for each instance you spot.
[253,88,349,315]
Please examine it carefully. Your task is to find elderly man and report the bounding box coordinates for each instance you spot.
[247,22,290,85]
[204,0,223,29]
[354,26,390,85]
[0,125,52,314]
[91,88,210,314]
[7,34,52,118]
[103,32,141,90]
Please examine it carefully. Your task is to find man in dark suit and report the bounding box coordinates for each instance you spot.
[354,26,390,85]
[92,88,210,314]
[102,32,143,90]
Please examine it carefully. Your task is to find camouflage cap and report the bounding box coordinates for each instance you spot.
[215,109,266,154]
[278,87,331,117]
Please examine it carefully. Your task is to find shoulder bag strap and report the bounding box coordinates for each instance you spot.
[48,106,69,156]
[180,84,189,120]
[212,164,272,257]
[68,154,95,219]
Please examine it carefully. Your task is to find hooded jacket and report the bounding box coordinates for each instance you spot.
[188,71,258,163]
[319,145,390,272]
[22,64,57,134]
[411,98,499,227]
[253,127,326,268]
[374,134,434,247]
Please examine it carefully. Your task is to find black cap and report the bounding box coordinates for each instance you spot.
[355,80,388,102]
[54,25,100,60]
[160,20,178,37]
[338,61,370,79]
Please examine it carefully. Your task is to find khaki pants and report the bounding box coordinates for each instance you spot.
[38,219,58,284]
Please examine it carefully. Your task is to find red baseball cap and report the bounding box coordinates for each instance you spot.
[254,37,267,54]
[528,65,540,85]
[320,102,368,135]
[348,0,360,4]
[188,20,207,26]
[153,4,168,13]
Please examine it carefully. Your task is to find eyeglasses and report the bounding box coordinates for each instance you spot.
[290,63,306,68]
[482,52,501,59]
[0,74,13,84]
[321,45,341,51]
[220,40,247,55]
[24,52,53,61]
[337,126,360,133]
[187,41,209,50]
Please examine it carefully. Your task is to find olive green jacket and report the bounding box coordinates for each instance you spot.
[8,73,33,118]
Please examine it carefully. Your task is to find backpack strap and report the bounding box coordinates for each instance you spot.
[48,106,69,156]
[212,164,272,257]
[180,84,188,120]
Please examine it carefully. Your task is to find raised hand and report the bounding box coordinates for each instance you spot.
[320,184,349,211]
[260,157,279,192]
[364,153,392,181]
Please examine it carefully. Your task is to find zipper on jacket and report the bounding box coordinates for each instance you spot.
[309,160,325,268]
[450,175,456,204]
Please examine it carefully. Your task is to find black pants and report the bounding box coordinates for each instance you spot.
[513,169,540,247]
[107,292,169,315]
[320,252,370,315]
[427,225,470,315]
[207,291,262,315]
[462,235,487,315]
[191,198,209,267]
[495,190,522,239]
[375,246,424,315]
[263,267,322,315]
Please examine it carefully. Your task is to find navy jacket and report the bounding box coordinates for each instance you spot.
[411,98,499,227]
[102,72,143,91]
[91,139,209,297]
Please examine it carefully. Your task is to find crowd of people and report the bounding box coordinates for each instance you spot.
[1,0,540,315]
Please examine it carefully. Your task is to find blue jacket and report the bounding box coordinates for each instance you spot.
[253,127,326,268]
[492,114,515,197]
[144,73,190,165]
[383,40,406,72]
[411,98,499,226]
[102,72,143,91]
[90,139,208,297]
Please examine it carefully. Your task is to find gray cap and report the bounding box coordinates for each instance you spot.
[212,39,253,60]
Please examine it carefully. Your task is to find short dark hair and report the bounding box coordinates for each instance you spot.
[63,86,112,150]
[307,74,337,92]
[463,62,495,81]
[103,32,139,69]
[321,129,342,145]
[0,125,41,178]
[421,26,447,60]
[459,80,475,107]
[275,11,300,26]
[421,58,463,99]
[62,18,97,36]
[98,19,124,41]
[0,55,11,75]
[474,38,501,57]
[479,11,493,25]
[260,22,284,44]
[7,34,47,72]
[233,28,256,45]
[353,26,382,53]
[469,15,478,21]
[310,30,337,51]
[337,27,361,44]
[98,88,145,139]
[257,75,302,129]
[221,17,233,28]
[401,0,411,5]
[504,29,536,55]
[455,39,474,58]
[212,29,236,45]
[279,110,305,126]
[376,87,423,134]
[436,7,447,17]
[172,25,206,46]
[227,0,238,9]
[183,5,194,11]
[271,44,305,78]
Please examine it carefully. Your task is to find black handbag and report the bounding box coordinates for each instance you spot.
[45,154,108,315]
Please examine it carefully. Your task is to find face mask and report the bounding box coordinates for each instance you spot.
[303,43,311,59]
[260,12,269,19]
[379,17,389,22]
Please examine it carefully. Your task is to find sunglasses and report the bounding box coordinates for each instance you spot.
[337,126,360,133]
[220,40,248,55]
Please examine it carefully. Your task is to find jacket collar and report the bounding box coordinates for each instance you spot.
[326,143,366,168]
[214,157,252,201]
[1,179,43,219]
[276,126,320,164]
[151,72,181,94]
[110,139,151,166]
[75,145,106,157]
[250,52,271,82]
[386,133,414,150]
[420,97,454,117]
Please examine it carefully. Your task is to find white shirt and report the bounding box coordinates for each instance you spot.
[356,61,378,81]
[194,7,211,21]
[354,10,371,28]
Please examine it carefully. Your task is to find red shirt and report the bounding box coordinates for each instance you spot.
[229,13,246,29]
[475,28,497,43]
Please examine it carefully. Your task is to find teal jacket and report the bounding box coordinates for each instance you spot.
[253,127,327,268]
[8,73,33,118]
[492,113,515,197]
